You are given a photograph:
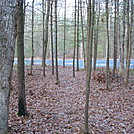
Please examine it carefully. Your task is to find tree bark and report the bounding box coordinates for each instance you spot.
[50,0,54,75]
[0,1,16,133]
[42,0,50,77]
[30,0,35,75]
[63,0,66,68]
[55,0,60,84]
[17,0,27,116]
[84,0,93,133]
[73,0,77,77]
[106,0,110,90]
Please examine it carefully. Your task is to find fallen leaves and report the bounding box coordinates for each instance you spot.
[8,65,134,134]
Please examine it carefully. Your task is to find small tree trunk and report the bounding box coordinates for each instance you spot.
[93,0,100,71]
[106,0,110,90]
[30,0,34,75]
[17,0,27,116]
[80,0,86,68]
[73,0,77,77]
[63,0,66,68]
[42,0,50,77]
[50,0,54,75]
[76,0,80,71]
[55,0,60,84]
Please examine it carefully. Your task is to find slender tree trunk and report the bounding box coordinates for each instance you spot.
[42,0,50,77]
[119,0,126,74]
[55,0,60,84]
[93,0,100,71]
[0,0,16,133]
[106,0,110,90]
[124,0,133,84]
[17,0,27,116]
[50,0,54,75]
[73,0,77,77]
[30,0,34,75]
[63,0,66,68]
[76,0,80,71]
[84,0,93,133]
[113,0,118,74]
[80,0,86,68]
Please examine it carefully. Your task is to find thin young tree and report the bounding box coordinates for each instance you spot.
[55,0,60,84]
[17,0,27,116]
[80,0,86,68]
[105,0,110,90]
[113,0,118,74]
[93,0,100,71]
[30,0,34,75]
[0,0,16,133]
[73,0,77,77]
[50,0,54,75]
[76,0,80,71]
[124,0,133,84]
[119,0,126,74]
[42,0,50,77]
[84,0,93,133]
[63,0,66,68]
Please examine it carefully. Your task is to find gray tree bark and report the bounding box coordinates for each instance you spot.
[0,0,16,133]
[17,0,27,116]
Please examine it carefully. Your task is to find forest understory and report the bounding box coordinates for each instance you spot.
[9,65,134,134]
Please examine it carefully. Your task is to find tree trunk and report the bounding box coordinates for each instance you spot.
[84,0,93,133]
[80,0,86,68]
[124,0,133,84]
[63,0,66,68]
[50,0,54,75]
[42,0,50,77]
[113,0,118,74]
[55,0,60,84]
[30,0,34,75]
[119,0,126,74]
[93,0,100,71]
[106,0,110,90]
[0,1,16,133]
[73,0,77,77]
[17,0,27,116]
[76,0,80,71]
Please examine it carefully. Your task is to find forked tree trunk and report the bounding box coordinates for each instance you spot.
[0,1,16,133]
[42,0,50,77]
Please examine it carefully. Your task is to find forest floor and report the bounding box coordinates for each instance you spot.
[9,65,134,134]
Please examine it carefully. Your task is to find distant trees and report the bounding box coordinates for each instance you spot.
[0,0,16,133]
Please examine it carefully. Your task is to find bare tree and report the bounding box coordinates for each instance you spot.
[42,0,50,77]
[0,0,16,133]
[17,0,27,116]
[73,0,77,77]
[84,0,93,133]
[50,0,54,75]
[55,0,60,84]
[105,0,110,90]
[30,0,35,75]
[63,0,66,68]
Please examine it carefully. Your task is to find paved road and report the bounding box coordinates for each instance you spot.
[14,59,134,69]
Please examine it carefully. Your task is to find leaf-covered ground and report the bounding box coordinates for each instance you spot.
[9,65,134,134]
